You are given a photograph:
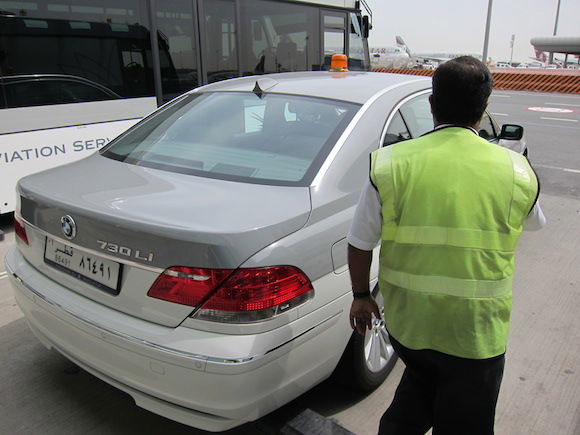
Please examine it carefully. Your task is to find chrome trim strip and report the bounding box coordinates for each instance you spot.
[311,79,431,187]
[7,258,341,365]
[379,88,432,147]
[18,215,164,274]
[7,261,252,364]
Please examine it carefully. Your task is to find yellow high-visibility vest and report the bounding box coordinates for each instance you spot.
[370,127,538,359]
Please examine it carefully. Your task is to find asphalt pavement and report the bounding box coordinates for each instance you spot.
[0,90,579,435]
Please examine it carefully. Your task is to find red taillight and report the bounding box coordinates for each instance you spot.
[14,216,29,245]
[147,266,233,307]
[148,265,313,322]
[203,266,312,312]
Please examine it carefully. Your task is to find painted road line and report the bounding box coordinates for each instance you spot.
[519,121,580,130]
[0,271,8,280]
[535,164,580,175]
[491,113,508,116]
[528,107,574,113]
[545,103,580,107]
[491,95,511,98]
[540,117,578,123]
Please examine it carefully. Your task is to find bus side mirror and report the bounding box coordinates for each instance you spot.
[499,124,523,141]
[362,15,371,39]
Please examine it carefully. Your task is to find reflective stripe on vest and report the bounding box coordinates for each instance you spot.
[381,225,520,251]
[380,268,513,298]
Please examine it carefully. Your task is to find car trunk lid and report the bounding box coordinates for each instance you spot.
[17,155,311,326]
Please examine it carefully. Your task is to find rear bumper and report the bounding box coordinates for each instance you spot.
[5,247,350,431]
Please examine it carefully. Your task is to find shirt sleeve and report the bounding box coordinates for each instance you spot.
[347,178,382,250]
[524,199,546,231]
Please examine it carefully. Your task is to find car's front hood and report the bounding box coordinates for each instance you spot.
[18,154,311,269]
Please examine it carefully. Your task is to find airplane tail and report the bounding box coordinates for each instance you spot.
[533,48,547,63]
[395,36,412,56]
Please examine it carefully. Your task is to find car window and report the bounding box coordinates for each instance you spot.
[383,111,411,146]
[102,91,360,186]
[4,79,117,108]
[57,81,116,103]
[479,112,497,141]
[4,80,60,108]
[399,93,433,138]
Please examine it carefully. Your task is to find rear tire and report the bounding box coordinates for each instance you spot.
[335,284,397,391]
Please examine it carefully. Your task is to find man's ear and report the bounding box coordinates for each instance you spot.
[429,94,437,124]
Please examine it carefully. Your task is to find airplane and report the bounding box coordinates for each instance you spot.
[370,37,482,70]
[370,36,413,69]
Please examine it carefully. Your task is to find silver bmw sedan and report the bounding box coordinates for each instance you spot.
[5,71,525,431]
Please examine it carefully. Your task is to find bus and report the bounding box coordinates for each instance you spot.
[0,0,371,215]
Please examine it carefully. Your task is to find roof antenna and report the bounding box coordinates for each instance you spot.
[253,77,278,98]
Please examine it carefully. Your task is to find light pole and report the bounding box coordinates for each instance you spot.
[482,0,493,64]
[509,34,515,66]
[549,0,562,64]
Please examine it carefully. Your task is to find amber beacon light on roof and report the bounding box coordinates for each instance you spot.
[330,54,349,72]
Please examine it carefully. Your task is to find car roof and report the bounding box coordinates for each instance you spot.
[195,71,431,105]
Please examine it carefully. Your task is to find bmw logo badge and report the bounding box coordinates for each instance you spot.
[60,215,77,240]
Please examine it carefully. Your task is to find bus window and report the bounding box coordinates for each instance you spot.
[348,12,369,70]
[155,1,199,101]
[323,12,346,70]
[203,0,239,84]
[239,0,319,75]
[0,1,155,102]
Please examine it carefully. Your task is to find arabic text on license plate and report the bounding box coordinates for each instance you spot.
[44,237,121,294]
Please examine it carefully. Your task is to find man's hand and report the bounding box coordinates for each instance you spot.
[349,296,381,336]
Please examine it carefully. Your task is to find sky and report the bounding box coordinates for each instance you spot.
[364,0,580,63]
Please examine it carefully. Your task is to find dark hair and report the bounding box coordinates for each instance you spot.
[431,56,492,126]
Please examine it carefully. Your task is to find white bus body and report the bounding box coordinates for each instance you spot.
[0,0,370,214]
[0,98,157,214]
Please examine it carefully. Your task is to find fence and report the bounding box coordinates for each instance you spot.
[371,68,580,94]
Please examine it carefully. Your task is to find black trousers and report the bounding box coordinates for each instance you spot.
[379,336,505,435]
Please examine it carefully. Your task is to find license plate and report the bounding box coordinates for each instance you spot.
[44,237,122,295]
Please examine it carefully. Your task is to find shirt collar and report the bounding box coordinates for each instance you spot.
[434,124,479,135]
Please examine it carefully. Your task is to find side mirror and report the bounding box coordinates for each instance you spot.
[362,15,371,39]
[499,124,523,141]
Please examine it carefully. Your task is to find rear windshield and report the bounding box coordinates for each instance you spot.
[101,91,360,186]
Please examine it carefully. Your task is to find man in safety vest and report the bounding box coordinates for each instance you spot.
[347,56,545,434]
